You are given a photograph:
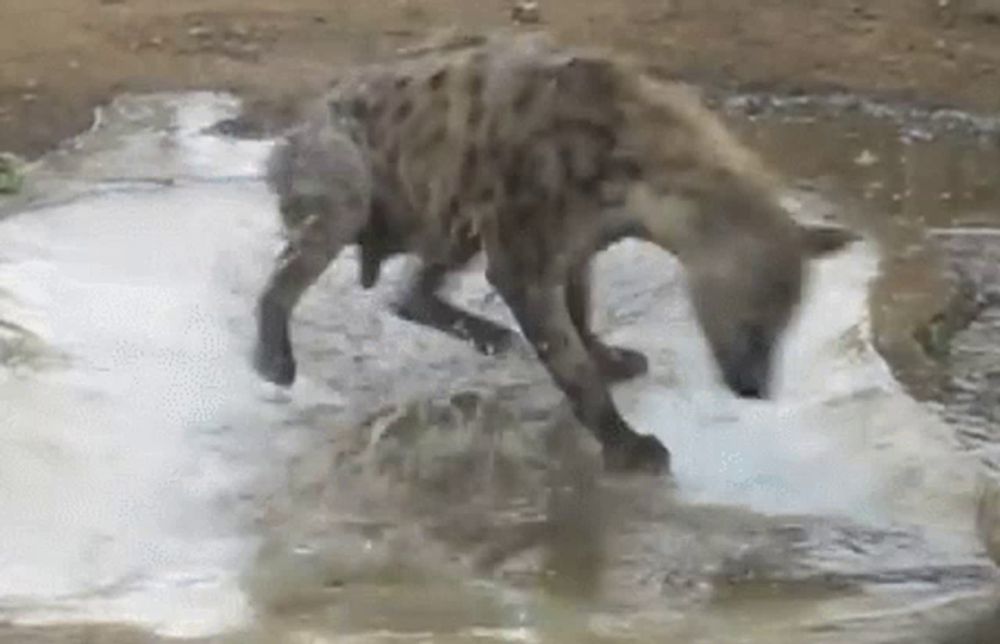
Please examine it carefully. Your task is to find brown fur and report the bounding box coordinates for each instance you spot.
[253,32,858,474]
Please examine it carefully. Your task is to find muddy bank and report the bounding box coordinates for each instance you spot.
[4,0,1000,159]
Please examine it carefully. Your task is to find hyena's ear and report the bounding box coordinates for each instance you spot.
[798,223,861,259]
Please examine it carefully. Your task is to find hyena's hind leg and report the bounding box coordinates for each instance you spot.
[394,259,517,355]
[254,121,371,386]
[484,248,669,474]
[566,260,648,382]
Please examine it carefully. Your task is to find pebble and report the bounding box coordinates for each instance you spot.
[511,1,542,24]
[187,25,213,39]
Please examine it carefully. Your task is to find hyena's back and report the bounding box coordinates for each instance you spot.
[322,33,649,271]
[321,31,787,273]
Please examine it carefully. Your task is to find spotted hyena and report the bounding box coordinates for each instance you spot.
[253,32,858,474]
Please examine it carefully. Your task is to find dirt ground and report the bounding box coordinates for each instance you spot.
[3,0,1000,158]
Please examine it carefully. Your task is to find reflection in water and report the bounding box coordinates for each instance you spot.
[723,95,1000,229]
[0,92,998,643]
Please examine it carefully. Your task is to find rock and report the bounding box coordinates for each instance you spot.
[187,25,213,39]
[0,152,25,194]
[511,1,542,24]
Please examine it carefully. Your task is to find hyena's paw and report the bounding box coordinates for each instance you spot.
[603,434,670,476]
[591,342,649,382]
[253,337,297,387]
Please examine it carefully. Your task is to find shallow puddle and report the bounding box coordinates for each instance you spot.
[0,91,998,643]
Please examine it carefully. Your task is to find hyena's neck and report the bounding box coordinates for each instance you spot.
[607,69,785,259]
[622,182,701,257]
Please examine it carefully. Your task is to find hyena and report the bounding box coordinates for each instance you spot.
[253,32,857,474]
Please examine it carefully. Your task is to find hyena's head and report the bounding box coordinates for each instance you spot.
[619,75,860,398]
[680,196,858,399]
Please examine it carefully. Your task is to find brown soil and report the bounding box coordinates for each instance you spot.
[2,0,1000,158]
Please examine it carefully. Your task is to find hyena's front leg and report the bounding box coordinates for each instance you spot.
[256,118,372,386]
[566,261,648,383]
[394,261,517,355]
[486,259,669,474]
[254,214,356,386]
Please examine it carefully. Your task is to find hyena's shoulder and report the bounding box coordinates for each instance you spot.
[321,30,565,131]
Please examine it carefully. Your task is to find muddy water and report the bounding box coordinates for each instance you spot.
[0,93,998,644]
[719,93,1000,464]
